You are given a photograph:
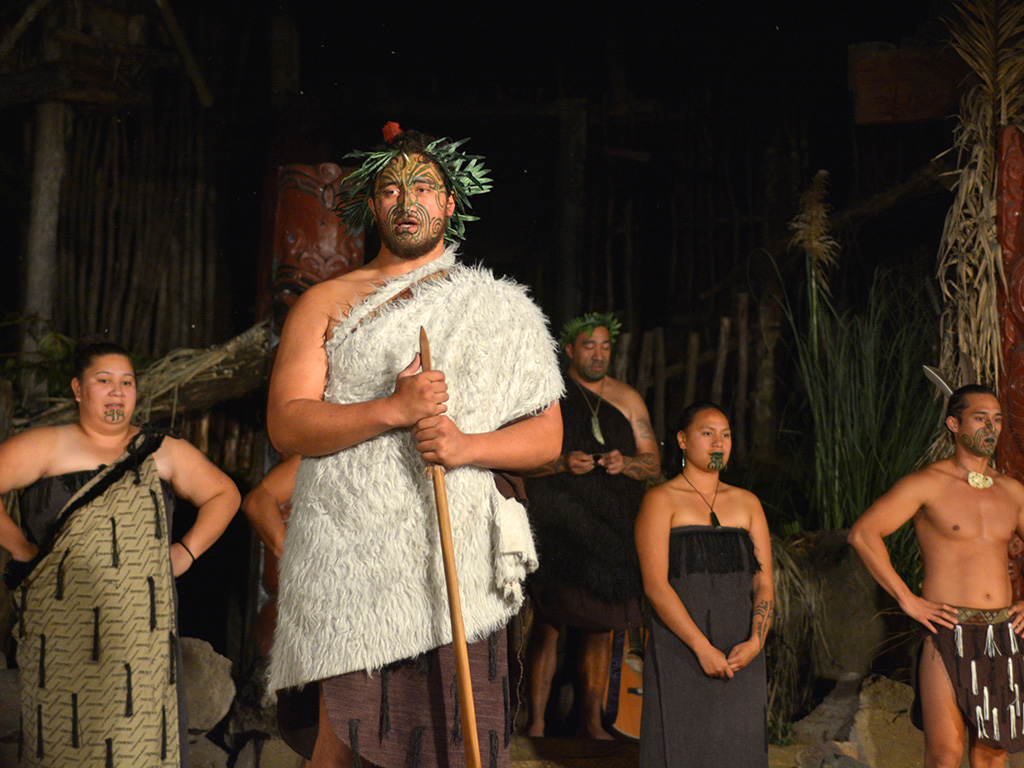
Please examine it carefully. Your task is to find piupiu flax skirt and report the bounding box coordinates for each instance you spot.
[278,628,512,768]
[913,607,1024,752]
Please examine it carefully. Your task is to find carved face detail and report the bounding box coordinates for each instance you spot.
[369,153,454,260]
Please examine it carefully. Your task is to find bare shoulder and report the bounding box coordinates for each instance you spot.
[640,479,677,511]
[994,470,1024,500]
[152,434,207,478]
[893,461,952,495]
[0,425,67,490]
[720,483,762,509]
[602,376,647,416]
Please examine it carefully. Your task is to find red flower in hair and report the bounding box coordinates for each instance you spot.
[382,121,402,144]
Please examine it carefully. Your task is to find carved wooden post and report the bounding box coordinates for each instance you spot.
[995,126,1024,600]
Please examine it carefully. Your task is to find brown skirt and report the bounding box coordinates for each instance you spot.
[277,628,512,768]
[529,574,641,632]
[912,608,1024,753]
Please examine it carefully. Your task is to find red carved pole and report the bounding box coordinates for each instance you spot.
[995,126,1024,600]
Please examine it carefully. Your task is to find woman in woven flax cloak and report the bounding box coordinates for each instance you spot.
[0,341,240,768]
[635,403,774,767]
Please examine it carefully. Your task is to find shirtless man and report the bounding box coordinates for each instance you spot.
[265,126,563,768]
[848,384,1024,767]
[523,314,660,738]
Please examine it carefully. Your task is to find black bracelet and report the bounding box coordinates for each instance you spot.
[179,541,196,563]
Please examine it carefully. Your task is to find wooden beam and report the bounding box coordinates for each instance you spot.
[151,0,213,107]
[0,0,56,63]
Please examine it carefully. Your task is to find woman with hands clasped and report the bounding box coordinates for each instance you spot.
[635,402,774,767]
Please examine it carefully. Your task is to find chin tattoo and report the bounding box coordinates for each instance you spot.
[104,408,125,423]
[960,428,997,457]
[708,452,725,471]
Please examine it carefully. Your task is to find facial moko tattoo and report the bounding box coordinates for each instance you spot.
[373,155,450,260]
[708,452,725,471]
[104,407,125,423]
[959,418,998,458]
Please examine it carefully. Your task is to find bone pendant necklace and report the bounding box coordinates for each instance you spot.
[954,458,994,489]
[574,377,606,445]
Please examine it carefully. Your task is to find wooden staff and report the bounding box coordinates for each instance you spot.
[419,326,482,768]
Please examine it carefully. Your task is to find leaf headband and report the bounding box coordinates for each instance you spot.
[558,312,622,348]
[335,121,493,243]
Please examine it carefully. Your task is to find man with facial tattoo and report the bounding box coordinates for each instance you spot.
[522,313,660,739]
[850,384,1024,768]
[265,125,564,768]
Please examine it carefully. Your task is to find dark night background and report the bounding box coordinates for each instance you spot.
[2,0,954,338]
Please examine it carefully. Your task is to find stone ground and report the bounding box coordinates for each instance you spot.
[508,737,1024,767]
[508,737,802,768]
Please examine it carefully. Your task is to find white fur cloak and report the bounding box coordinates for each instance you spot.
[268,249,564,691]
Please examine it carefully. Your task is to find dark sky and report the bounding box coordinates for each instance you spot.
[284,1,944,107]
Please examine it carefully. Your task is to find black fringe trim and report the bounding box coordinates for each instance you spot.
[105,738,113,768]
[151,489,163,540]
[148,577,156,630]
[71,693,79,747]
[169,632,177,684]
[378,666,391,744]
[109,518,119,568]
[55,550,68,600]
[348,719,361,768]
[503,675,511,747]
[489,729,499,768]
[36,705,43,759]
[451,676,462,745]
[410,726,424,768]
[668,527,761,578]
[38,633,45,688]
[124,662,133,716]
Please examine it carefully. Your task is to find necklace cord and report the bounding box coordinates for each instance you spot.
[681,471,721,527]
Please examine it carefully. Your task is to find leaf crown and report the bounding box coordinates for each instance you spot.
[335,122,493,243]
[558,312,622,349]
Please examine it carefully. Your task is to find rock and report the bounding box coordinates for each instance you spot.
[234,736,305,768]
[795,741,860,767]
[0,668,19,741]
[189,736,230,768]
[848,676,922,768]
[805,531,889,680]
[793,672,863,743]
[182,637,236,734]
[820,757,870,768]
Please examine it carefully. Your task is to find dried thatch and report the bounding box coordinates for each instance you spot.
[936,0,1024,395]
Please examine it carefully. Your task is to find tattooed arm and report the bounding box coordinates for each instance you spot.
[727,491,775,673]
[598,388,661,482]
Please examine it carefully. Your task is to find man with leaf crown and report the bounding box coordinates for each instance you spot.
[265,123,563,767]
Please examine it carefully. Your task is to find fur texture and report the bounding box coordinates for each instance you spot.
[269,250,563,691]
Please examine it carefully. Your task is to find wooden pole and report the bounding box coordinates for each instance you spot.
[419,327,482,768]
[734,293,750,462]
[684,331,700,405]
[711,317,731,404]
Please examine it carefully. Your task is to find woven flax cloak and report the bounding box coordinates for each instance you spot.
[269,249,564,691]
[17,436,182,767]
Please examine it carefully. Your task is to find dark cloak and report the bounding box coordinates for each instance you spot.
[524,377,646,610]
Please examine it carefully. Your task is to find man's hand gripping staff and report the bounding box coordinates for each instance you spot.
[417,326,482,768]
